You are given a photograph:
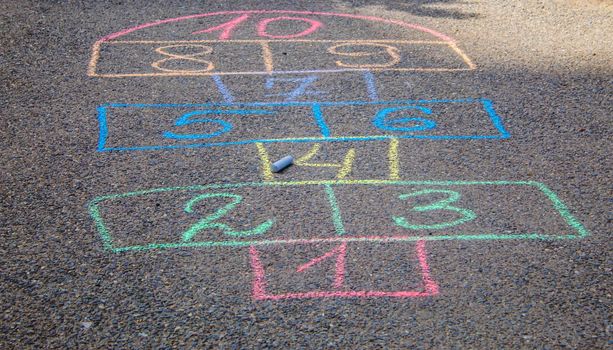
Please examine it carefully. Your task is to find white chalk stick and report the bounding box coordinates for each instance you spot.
[271,155,294,172]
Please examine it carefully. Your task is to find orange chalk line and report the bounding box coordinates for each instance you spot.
[260,41,274,73]
[87,41,102,76]
[104,39,449,44]
[87,39,475,77]
[150,44,215,72]
[89,68,475,77]
[448,42,476,70]
[327,42,401,69]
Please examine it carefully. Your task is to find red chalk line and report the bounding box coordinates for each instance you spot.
[249,240,439,300]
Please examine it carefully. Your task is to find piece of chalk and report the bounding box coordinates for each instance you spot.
[271,155,294,173]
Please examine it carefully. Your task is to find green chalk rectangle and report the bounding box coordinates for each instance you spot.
[87,180,590,253]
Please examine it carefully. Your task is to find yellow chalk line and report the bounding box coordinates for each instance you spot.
[388,138,400,180]
[336,149,355,179]
[255,143,274,181]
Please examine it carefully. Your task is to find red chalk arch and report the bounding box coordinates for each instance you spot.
[97,10,455,43]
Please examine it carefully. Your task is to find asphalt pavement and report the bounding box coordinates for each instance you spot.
[1,1,612,348]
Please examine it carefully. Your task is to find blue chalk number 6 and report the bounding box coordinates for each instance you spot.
[373,106,437,132]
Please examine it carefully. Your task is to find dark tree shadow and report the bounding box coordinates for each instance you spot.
[343,0,480,19]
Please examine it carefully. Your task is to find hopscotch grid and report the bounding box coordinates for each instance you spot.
[249,240,438,300]
[86,10,590,302]
[88,40,474,77]
[96,98,509,152]
[96,10,456,43]
[87,10,479,79]
[87,180,591,253]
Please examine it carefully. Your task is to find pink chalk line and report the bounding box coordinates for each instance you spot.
[249,240,439,300]
[415,240,439,294]
[191,14,250,38]
[296,242,346,289]
[97,10,454,43]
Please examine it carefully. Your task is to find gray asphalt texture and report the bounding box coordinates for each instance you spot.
[1,1,612,348]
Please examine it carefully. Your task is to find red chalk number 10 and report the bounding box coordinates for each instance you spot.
[192,15,323,40]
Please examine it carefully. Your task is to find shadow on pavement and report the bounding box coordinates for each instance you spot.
[339,0,479,19]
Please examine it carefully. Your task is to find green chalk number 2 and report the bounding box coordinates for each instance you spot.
[393,189,476,230]
[181,193,274,242]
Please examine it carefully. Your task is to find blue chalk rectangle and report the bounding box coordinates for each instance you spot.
[96,98,509,152]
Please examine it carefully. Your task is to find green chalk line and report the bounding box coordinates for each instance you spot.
[107,233,581,253]
[88,202,115,251]
[89,180,539,203]
[86,180,591,253]
[531,182,590,238]
[323,184,346,235]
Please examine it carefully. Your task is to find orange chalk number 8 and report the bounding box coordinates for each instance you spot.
[151,45,215,73]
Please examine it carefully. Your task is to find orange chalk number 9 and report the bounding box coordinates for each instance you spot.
[327,43,401,69]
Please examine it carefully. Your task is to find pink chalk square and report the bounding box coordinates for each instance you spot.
[249,240,439,300]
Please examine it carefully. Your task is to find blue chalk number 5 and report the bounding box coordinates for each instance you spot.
[163,109,274,140]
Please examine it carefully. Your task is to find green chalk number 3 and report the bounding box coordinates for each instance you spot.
[181,193,274,242]
[393,189,476,230]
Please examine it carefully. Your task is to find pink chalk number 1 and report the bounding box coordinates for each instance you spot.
[192,15,323,39]
[296,243,347,289]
